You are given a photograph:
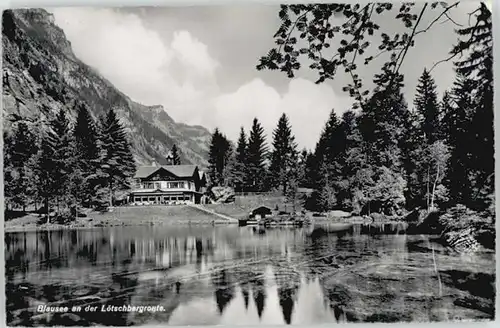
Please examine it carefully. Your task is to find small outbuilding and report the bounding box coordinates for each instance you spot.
[249,206,273,220]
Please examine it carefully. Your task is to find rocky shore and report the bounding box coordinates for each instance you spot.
[416,205,495,252]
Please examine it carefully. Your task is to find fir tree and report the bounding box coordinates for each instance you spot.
[439,91,454,140]
[414,69,440,144]
[33,131,58,218]
[247,118,268,191]
[311,110,342,196]
[207,128,232,186]
[231,127,249,192]
[444,75,476,205]
[315,110,342,165]
[300,150,316,189]
[451,3,493,209]
[336,110,364,209]
[74,104,99,166]
[357,85,409,214]
[4,122,38,211]
[171,144,181,165]
[49,109,77,215]
[269,113,298,193]
[100,109,136,207]
[360,85,408,169]
[73,103,100,207]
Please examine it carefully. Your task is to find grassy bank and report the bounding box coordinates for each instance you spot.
[4,205,234,233]
[204,194,300,220]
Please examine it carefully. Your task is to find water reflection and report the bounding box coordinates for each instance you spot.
[5,224,495,326]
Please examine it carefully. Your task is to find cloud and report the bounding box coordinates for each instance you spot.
[51,7,219,117]
[51,8,350,150]
[171,30,218,76]
[213,78,352,150]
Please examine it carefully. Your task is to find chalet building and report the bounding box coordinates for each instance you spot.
[130,163,207,205]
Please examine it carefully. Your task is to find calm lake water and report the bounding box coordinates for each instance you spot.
[5,223,496,326]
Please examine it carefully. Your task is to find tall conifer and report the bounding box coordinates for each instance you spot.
[100,108,136,207]
[269,113,298,193]
[247,118,268,191]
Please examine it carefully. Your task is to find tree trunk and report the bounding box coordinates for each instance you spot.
[109,178,113,208]
[431,163,440,211]
[426,166,431,212]
[74,202,78,221]
[45,197,50,224]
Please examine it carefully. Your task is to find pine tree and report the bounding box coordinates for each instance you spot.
[357,85,409,214]
[33,130,58,218]
[360,86,408,169]
[269,113,298,193]
[4,122,38,211]
[171,144,181,165]
[311,110,342,198]
[74,104,99,167]
[444,75,476,206]
[400,110,426,209]
[231,127,249,192]
[451,3,493,210]
[247,118,268,191]
[315,110,342,165]
[207,128,232,186]
[100,109,136,207]
[414,69,440,144]
[73,103,100,208]
[439,91,454,140]
[48,109,77,215]
[300,150,316,189]
[336,110,363,209]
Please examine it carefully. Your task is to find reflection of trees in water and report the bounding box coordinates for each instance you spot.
[251,272,266,319]
[11,225,481,325]
[240,282,250,309]
[211,269,235,314]
[277,285,299,324]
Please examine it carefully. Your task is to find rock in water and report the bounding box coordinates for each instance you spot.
[443,227,481,253]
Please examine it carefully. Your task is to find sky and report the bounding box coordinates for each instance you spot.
[49,1,484,151]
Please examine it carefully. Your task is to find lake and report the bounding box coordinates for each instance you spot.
[5,223,496,326]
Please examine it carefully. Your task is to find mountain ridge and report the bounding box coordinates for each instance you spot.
[2,8,211,168]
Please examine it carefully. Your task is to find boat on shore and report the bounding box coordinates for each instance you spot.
[238,215,311,227]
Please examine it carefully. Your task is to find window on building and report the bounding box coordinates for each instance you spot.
[154,182,161,189]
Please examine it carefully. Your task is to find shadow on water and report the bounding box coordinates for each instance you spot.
[4,223,496,326]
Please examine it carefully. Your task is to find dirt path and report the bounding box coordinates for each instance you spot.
[188,205,239,223]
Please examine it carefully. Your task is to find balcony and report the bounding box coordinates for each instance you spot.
[134,180,196,192]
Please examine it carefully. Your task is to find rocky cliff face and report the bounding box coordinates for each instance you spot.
[2,9,210,167]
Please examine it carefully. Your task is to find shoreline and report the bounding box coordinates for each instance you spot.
[4,211,406,234]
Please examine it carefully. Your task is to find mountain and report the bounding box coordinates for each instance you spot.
[2,9,211,167]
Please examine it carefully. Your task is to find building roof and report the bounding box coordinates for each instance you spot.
[134,165,198,179]
[251,206,273,214]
